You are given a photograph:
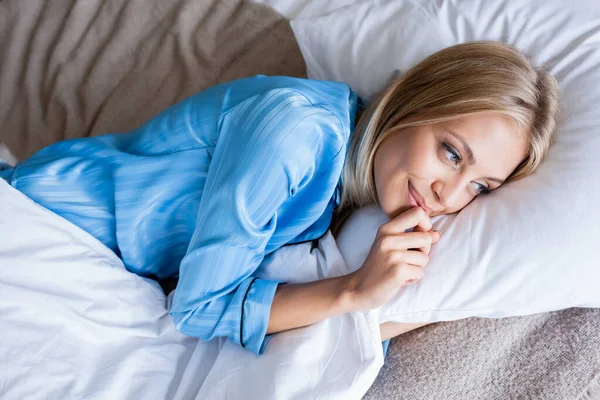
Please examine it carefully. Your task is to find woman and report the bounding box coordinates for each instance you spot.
[0,41,559,356]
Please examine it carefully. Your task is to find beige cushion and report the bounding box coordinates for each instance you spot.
[0,0,306,160]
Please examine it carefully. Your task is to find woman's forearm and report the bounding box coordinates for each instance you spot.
[265,276,433,341]
[379,321,431,341]
[266,276,356,334]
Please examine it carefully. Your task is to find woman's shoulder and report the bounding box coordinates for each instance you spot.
[226,74,352,97]
[219,75,359,133]
[214,76,356,187]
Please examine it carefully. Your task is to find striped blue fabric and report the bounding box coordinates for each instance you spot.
[1,75,359,355]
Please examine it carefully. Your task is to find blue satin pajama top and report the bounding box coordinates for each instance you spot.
[0,75,360,356]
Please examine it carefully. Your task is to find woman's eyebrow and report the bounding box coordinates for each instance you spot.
[446,129,475,165]
[445,128,505,184]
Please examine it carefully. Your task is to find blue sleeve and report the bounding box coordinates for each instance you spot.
[169,87,344,355]
[382,339,391,359]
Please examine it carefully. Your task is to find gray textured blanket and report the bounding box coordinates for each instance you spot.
[0,0,305,159]
[365,308,600,399]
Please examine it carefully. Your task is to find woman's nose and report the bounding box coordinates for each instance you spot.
[432,179,463,211]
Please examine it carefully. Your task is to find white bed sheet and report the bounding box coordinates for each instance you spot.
[0,179,382,399]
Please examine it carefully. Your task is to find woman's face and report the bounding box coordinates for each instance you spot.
[373,113,528,219]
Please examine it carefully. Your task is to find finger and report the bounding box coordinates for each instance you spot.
[401,264,427,286]
[417,239,431,255]
[409,226,431,253]
[391,250,429,267]
[407,242,431,255]
[380,207,432,235]
[413,225,442,244]
[380,232,433,251]
[395,263,425,283]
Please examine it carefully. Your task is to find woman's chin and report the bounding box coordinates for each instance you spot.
[383,203,411,220]
[377,191,410,220]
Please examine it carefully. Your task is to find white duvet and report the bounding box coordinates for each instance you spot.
[0,179,383,399]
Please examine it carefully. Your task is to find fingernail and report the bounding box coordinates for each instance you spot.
[435,230,442,238]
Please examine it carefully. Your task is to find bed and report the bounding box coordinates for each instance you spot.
[0,0,599,398]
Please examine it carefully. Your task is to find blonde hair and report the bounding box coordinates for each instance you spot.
[331,41,560,237]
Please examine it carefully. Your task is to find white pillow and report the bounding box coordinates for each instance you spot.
[291,0,600,323]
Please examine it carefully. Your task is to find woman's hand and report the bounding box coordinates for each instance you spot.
[267,207,440,335]
[343,207,440,311]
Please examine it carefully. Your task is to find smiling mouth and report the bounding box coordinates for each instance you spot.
[408,181,431,213]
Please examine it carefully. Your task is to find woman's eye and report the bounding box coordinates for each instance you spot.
[442,143,461,165]
[472,182,490,194]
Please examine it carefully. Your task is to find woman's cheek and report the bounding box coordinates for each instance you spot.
[408,153,439,180]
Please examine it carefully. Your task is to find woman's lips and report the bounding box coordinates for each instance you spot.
[407,183,419,208]
[408,181,431,213]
